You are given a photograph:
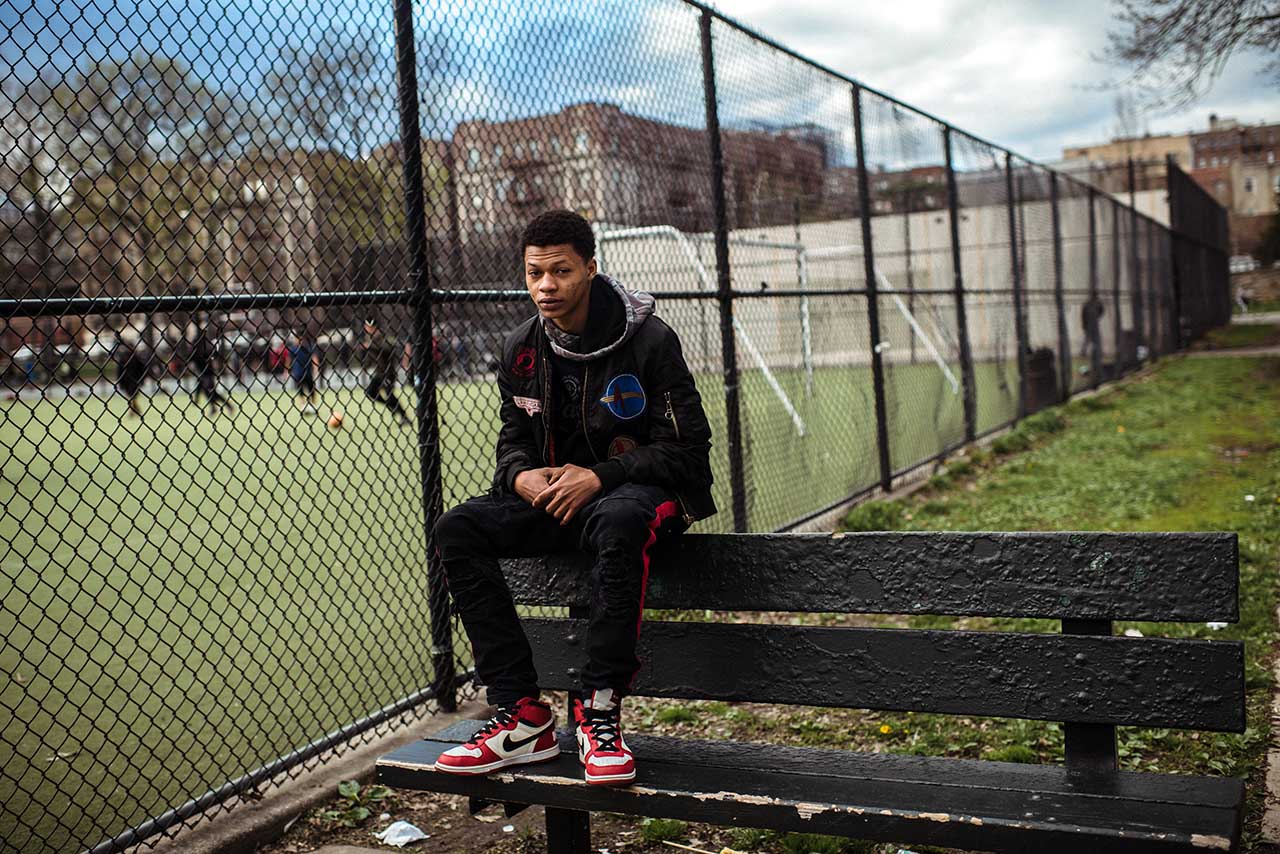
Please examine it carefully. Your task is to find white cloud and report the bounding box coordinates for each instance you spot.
[712,0,1280,160]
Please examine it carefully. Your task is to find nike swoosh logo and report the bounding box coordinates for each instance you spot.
[501,728,546,753]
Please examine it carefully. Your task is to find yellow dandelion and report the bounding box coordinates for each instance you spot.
[1117,425,1126,433]
[879,724,892,734]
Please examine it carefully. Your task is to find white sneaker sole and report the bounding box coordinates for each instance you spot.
[584,767,636,785]
[433,743,560,775]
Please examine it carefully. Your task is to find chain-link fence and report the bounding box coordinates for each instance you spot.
[0,1,1230,851]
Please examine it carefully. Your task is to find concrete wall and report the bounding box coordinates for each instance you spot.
[597,195,1155,374]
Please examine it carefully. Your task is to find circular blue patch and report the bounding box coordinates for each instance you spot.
[599,373,646,421]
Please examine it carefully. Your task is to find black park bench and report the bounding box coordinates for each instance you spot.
[377,531,1245,853]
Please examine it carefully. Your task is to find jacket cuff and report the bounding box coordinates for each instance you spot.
[506,465,529,494]
[591,459,627,493]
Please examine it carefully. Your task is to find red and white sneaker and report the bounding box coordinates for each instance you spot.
[434,696,559,775]
[573,689,636,785]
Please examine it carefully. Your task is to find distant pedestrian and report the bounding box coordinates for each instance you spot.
[1079,293,1105,374]
[1235,286,1252,314]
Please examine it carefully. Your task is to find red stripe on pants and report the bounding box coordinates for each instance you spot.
[628,500,680,688]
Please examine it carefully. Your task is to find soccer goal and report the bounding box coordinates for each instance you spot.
[596,226,960,438]
[597,224,809,437]
[805,245,961,395]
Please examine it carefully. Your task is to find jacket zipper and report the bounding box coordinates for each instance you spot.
[664,391,695,525]
[664,391,681,440]
[582,363,601,462]
[540,336,552,465]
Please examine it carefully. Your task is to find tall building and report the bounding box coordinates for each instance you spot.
[1063,115,1280,255]
[449,101,828,281]
[1189,115,1280,254]
[1062,132,1192,171]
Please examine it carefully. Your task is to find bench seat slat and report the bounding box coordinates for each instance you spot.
[422,720,1241,808]
[523,619,1245,731]
[501,532,1238,621]
[377,724,1243,853]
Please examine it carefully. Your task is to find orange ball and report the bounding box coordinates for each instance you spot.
[327,410,344,429]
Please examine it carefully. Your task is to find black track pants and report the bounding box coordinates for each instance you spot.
[433,482,687,706]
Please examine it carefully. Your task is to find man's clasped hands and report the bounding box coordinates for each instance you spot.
[513,464,602,525]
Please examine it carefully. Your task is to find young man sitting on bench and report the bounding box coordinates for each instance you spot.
[431,209,717,785]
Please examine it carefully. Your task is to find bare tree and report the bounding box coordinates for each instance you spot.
[1103,0,1280,107]
[1111,91,1144,147]
[264,29,390,158]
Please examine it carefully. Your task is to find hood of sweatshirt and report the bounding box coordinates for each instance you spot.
[541,273,655,361]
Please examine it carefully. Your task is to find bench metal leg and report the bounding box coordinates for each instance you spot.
[545,806,590,854]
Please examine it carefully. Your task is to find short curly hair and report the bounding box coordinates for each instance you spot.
[521,209,595,263]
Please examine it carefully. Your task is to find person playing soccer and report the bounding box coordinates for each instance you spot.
[287,331,321,413]
[190,329,234,415]
[431,209,716,786]
[362,317,410,426]
[114,339,149,418]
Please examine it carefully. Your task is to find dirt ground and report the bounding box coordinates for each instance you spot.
[253,692,774,854]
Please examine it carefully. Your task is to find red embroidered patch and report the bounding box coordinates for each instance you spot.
[512,346,536,379]
[608,435,638,458]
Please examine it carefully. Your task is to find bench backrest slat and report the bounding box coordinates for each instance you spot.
[524,618,1246,732]
[502,532,1238,622]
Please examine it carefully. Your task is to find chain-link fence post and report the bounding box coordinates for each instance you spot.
[1087,187,1102,388]
[1050,172,1071,401]
[851,84,893,492]
[1111,198,1124,376]
[1166,154,1186,350]
[942,125,977,442]
[392,0,454,712]
[699,8,748,532]
[1004,152,1029,419]
[1132,213,1146,365]
[1147,214,1158,356]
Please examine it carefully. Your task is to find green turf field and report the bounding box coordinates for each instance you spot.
[0,355,1026,851]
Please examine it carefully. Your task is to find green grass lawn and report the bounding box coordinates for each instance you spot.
[0,353,1027,852]
[1199,322,1280,350]
[1234,298,1280,315]
[623,353,1278,854]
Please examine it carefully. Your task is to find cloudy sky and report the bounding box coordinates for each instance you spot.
[4,0,1276,166]
[713,0,1280,162]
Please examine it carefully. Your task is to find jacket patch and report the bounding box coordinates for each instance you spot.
[512,346,536,379]
[608,435,638,458]
[513,395,542,416]
[599,373,646,421]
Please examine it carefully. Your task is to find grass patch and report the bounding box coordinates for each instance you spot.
[626,355,1276,851]
[639,817,688,843]
[656,706,700,725]
[832,354,1280,848]
[778,832,876,854]
[1234,298,1280,315]
[1199,322,1280,350]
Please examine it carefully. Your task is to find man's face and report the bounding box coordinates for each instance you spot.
[524,243,596,327]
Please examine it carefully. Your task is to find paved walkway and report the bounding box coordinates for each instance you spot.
[1232,311,1280,325]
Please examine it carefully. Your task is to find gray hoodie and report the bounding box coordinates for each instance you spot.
[541,273,655,361]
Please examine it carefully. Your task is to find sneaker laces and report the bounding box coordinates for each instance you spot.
[583,706,622,753]
[466,703,520,746]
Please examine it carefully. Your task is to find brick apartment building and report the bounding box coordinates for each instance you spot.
[1189,115,1280,254]
[449,101,829,281]
[1062,115,1279,256]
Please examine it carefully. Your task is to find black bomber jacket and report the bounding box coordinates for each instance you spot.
[490,274,717,525]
